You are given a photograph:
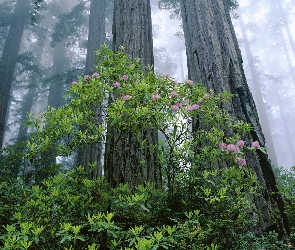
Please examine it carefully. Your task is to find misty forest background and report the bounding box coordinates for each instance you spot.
[1,0,295,249]
[1,0,295,168]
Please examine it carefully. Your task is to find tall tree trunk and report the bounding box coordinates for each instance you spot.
[76,0,106,179]
[85,0,106,74]
[281,30,295,88]
[38,41,66,179]
[48,42,66,109]
[276,0,295,58]
[17,44,44,142]
[0,0,30,148]
[180,0,289,237]
[278,103,295,164]
[104,0,161,189]
[239,13,278,166]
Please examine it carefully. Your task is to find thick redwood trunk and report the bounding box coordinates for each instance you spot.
[0,0,30,148]
[180,0,289,237]
[76,0,106,179]
[104,0,161,188]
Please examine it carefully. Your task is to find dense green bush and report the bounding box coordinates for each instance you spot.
[0,46,293,249]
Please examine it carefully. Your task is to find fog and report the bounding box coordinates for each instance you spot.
[0,0,294,168]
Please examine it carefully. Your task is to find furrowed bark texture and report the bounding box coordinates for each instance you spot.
[180,0,289,237]
[76,0,106,179]
[0,0,30,148]
[104,0,161,188]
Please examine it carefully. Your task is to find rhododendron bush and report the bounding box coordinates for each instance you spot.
[1,46,290,249]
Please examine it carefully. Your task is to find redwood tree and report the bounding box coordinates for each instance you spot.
[76,0,106,179]
[104,0,161,188]
[180,0,289,237]
[0,0,30,148]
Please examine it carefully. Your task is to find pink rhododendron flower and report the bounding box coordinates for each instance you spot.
[92,72,99,78]
[185,106,193,112]
[113,82,120,87]
[71,81,77,85]
[171,91,178,97]
[171,105,179,111]
[84,75,89,80]
[123,95,132,101]
[152,93,160,101]
[183,98,190,104]
[172,81,178,86]
[252,141,260,148]
[122,75,128,80]
[236,140,245,147]
[191,104,200,110]
[227,144,240,153]
[219,143,227,149]
[176,102,182,108]
[203,93,210,99]
[186,79,194,85]
[236,158,246,166]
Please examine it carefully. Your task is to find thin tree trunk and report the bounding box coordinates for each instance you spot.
[76,0,106,179]
[278,103,295,164]
[0,0,30,148]
[104,0,161,189]
[180,0,289,237]
[48,42,66,109]
[281,30,295,88]
[239,13,278,166]
[276,0,295,58]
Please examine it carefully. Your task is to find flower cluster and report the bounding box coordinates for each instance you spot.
[170,91,178,97]
[92,72,99,78]
[236,158,246,166]
[113,82,120,88]
[122,75,128,81]
[171,105,179,111]
[218,139,262,166]
[185,104,199,111]
[123,95,132,101]
[252,141,260,148]
[186,79,194,85]
[152,93,160,101]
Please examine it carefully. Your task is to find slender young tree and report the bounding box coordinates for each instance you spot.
[76,0,106,179]
[275,0,295,58]
[104,0,161,188]
[179,0,289,237]
[0,0,30,148]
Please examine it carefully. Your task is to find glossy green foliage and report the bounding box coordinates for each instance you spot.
[0,46,290,249]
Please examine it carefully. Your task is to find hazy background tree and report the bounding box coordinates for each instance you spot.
[76,0,107,179]
[0,0,30,148]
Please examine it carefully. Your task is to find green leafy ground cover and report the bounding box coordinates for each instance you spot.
[0,46,294,249]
